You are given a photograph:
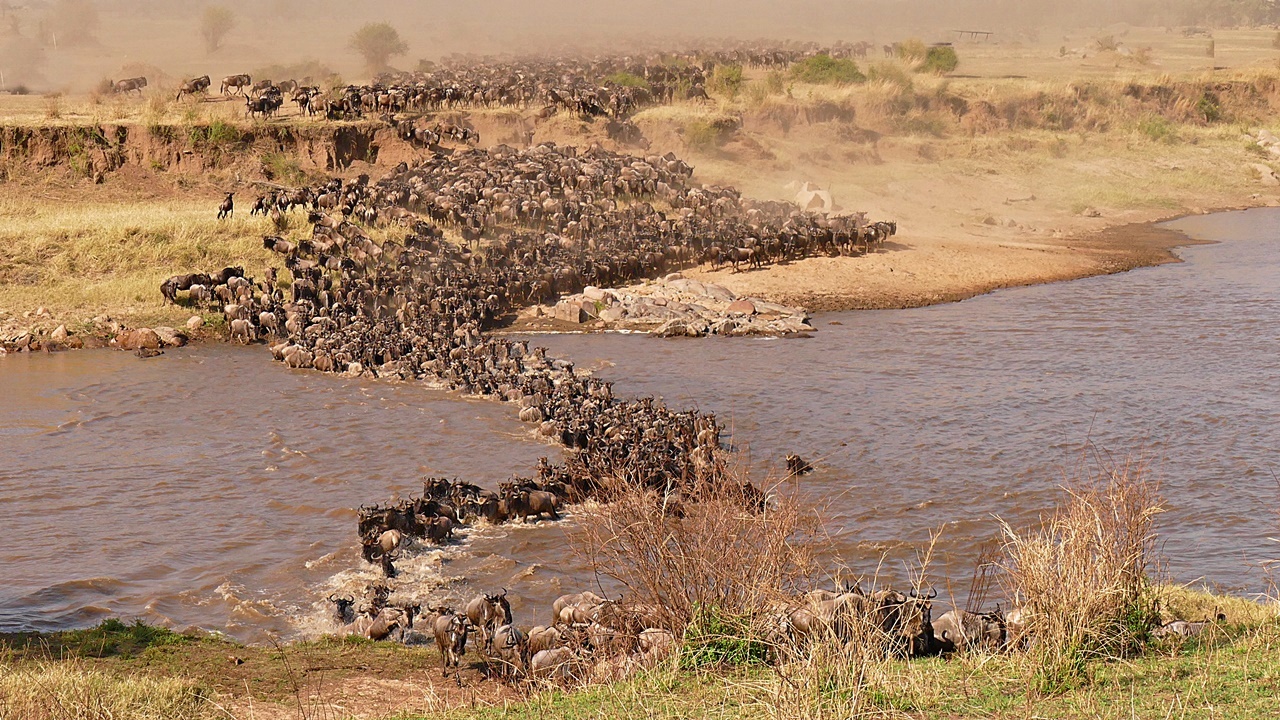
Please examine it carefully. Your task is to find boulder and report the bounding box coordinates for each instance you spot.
[154,326,189,347]
[554,300,588,324]
[116,328,162,351]
[726,300,757,316]
[582,286,607,302]
[1250,163,1280,186]
[186,316,205,331]
[600,307,626,323]
[701,283,736,302]
[653,320,687,337]
[50,324,68,342]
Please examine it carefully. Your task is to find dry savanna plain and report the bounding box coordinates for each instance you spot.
[6,22,1280,720]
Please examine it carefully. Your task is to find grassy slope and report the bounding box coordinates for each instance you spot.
[2,588,1275,719]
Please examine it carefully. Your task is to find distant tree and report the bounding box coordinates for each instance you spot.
[350,22,408,72]
[201,6,235,54]
[45,0,99,47]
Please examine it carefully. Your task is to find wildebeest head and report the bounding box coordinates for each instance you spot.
[328,593,356,624]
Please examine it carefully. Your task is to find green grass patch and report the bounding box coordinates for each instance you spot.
[790,54,866,85]
[708,64,745,99]
[605,72,650,90]
[1139,115,1180,142]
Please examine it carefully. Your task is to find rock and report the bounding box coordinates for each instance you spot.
[662,272,684,283]
[67,336,84,349]
[726,300,757,316]
[554,300,588,324]
[116,328,162,351]
[154,326,189,347]
[983,215,999,225]
[345,362,364,377]
[186,316,205,331]
[582,286,607,302]
[701,283,736,302]
[50,325,68,342]
[1250,163,1280,186]
[600,307,625,323]
[653,319,687,337]
[1081,207,1102,218]
[35,306,49,317]
[651,297,667,307]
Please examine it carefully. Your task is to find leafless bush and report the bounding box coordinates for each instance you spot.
[571,472,823,634]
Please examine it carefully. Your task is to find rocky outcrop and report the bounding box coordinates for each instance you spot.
[548,273,814,337]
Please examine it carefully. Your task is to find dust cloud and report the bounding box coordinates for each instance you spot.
[0,0,1264,91]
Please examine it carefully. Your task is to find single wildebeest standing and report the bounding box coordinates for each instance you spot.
[431,608,469,683]
[218,193,234,219]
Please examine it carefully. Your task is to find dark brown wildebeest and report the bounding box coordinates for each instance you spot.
[431,608,469,682]
[113,77,148,95]
[217,193,234,219]
[220,74,251,96]
[176,75,211,100]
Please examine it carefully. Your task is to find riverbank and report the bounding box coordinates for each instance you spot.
[2,585,1273,720]
[6,68,1280,343]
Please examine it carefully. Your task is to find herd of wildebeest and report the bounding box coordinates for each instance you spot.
[117,40,905,123]
[147,44,1217,685]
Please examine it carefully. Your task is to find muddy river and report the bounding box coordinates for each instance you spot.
[2,209,1278,642]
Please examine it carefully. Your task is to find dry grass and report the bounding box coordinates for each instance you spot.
[0,659,216,720]
[0,195,280,329]
[571,473,823,633]
[999,458,1164,695]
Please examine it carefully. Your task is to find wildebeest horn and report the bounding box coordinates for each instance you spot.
[926,588,937,599]
[328,593,339,603]
[909,588,917,598]
[501,587,508,598]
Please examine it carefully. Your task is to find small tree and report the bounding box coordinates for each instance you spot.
[201,6,235,54]
[350,22,408,73]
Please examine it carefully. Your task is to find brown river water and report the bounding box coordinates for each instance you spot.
[3,209,1279,642]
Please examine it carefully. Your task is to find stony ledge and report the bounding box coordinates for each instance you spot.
[538,273,815,337]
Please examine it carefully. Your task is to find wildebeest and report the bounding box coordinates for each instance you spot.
[465,590,513,653]
[488,623,529,677]
[553,591,607,625]
[507,488,560,522]
[218,192,234,219]
[220,74,251,96]
[529,646,578,681]
[113,77,148,95]
[176,75,211,100]
[930,607,1006,654]
[785,454,814,476]
[1153,612,1227,639]
[327,593,356,625]
[246,92,283,119]
[431,608,469,680]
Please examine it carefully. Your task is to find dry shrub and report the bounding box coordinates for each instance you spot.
[571,473,822,635]
[43,94,62,119]
[1000,458,1163,695]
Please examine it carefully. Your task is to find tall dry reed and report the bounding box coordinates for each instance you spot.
[1000,458,1163,694]
[571,473,823,635]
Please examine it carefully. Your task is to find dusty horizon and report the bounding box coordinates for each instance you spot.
[0,0,1270,91]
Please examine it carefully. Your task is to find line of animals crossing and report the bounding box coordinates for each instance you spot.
[159,87,1216,680]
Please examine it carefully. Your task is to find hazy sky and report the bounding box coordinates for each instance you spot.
[0,0,1251,90]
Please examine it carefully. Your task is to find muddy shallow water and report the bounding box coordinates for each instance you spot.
[2,209,1279,642]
